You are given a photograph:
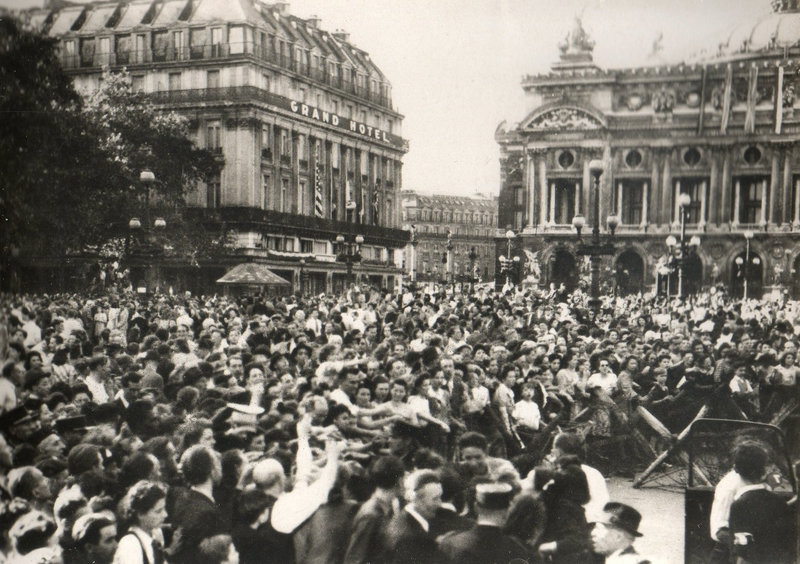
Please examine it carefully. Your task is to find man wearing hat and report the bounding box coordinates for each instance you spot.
[438,482,528,564]
[590,502,651,563]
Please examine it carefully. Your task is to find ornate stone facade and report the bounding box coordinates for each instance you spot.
[28,0,409,294]
[496,4,800,298]
[400,191,497,286]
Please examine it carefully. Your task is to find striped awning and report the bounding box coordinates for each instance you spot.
[216,263,291,286]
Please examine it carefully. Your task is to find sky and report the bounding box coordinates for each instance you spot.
[2,0,776,196]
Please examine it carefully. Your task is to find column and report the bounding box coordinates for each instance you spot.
[538,158,548,228]
[641,182,649,228]
[720,151,732,224]
[794,177,800,227]
[769,150,781,226]
[549,183,556,225]
[672,180,681,228]
[699,181,707,229]
[708,150,720,226]
[525,152,535,232]
[732,179,741,228]
[582,158,591,220]
[574,181,581,216]
[661,150,672,226]
[760,179,768,227]
[616,181,623,218]
[649,153,660,227]
[783,147,793,226]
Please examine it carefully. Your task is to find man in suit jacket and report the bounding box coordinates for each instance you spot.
[590,502,652,564]
[382,469,443,564]
[344,456,405,564]
[438,483,528,564]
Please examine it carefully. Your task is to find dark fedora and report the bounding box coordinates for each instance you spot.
[595,502,643,537]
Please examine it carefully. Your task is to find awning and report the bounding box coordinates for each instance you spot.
[216,263,291,286]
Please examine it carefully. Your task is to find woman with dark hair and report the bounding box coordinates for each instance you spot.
[503,493,548,559]
[533,460,592,563]
[113,480,168,564]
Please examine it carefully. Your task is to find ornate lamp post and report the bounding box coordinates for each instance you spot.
[445,229,454,292]
[740,229,755,300]
[572,160,616,312]
[468,246,478,294]
[498,229,519,287]
[335,233,364,288]
[128,170,166,293]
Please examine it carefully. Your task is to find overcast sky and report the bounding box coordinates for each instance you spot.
[2,0,775,196]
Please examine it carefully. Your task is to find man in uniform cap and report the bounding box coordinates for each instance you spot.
[438,482,528,564]
[590,502,651,563]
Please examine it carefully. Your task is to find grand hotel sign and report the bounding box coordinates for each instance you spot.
[282,99,405,150]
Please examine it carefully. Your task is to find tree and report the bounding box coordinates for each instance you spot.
[0,17,221,286]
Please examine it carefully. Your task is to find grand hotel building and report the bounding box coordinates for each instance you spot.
[496,1,800,298]
[27,0,408,294]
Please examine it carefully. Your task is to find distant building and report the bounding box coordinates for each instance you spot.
[28,0,409,294]
[496,2,800,298]
[400,191,497,287]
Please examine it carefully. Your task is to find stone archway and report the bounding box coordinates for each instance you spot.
[615,250,644,296]
[731,251,764,298]
[548,249,578,291]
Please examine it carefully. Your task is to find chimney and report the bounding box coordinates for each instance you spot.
[273,1,289,15]
[306,14,320,28]
[332,29,350,43]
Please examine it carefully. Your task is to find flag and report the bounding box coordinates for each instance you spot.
[372,185,379,225]
[744,63,758,134]
[313,143,324,218]
[775,64,784,134]
[720,64,732,133]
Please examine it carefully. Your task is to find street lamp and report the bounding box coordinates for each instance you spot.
[498,229,519,288]
[468,246,478,294]
[408,225,418,289]
[128,170,166,293]
[335,233,364,288]
[572,159,615,312]
[445,229,454,292]
[742,229,754,300]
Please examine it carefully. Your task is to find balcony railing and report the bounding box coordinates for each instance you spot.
[66,40,395,110]
[188,206,410,248]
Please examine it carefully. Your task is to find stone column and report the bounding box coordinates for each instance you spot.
[549,183,556,225]
[708,150,720,226]
[641,181,649,228]
[732,179,741,228]
[720,150,732,225]
[582,158,591,219]
[661,150,672,226]
[538,157,548,228]
[769,150,781,227]
[783,146,793,227]
[699,180,707,229]
[525,152,535,232]
[650,153,660,227]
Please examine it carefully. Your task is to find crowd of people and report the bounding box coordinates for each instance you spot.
[0,280,798,564]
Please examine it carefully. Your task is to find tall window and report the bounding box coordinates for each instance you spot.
[620,180,645,225]
[207,175,221,208]
[207,122,221,152]
[262,173,271,209]
[172,30,183,55]
[261,124,271,154]
[735,176,767,224]
[674,178,704,223]
[280,178,289,212]
[299,180,306,215]
[552,180,577,225]
[280,129,290,158]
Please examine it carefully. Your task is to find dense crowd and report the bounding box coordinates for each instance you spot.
[0,282,798,564]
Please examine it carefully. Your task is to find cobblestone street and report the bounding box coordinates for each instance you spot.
[608,478,685,563]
